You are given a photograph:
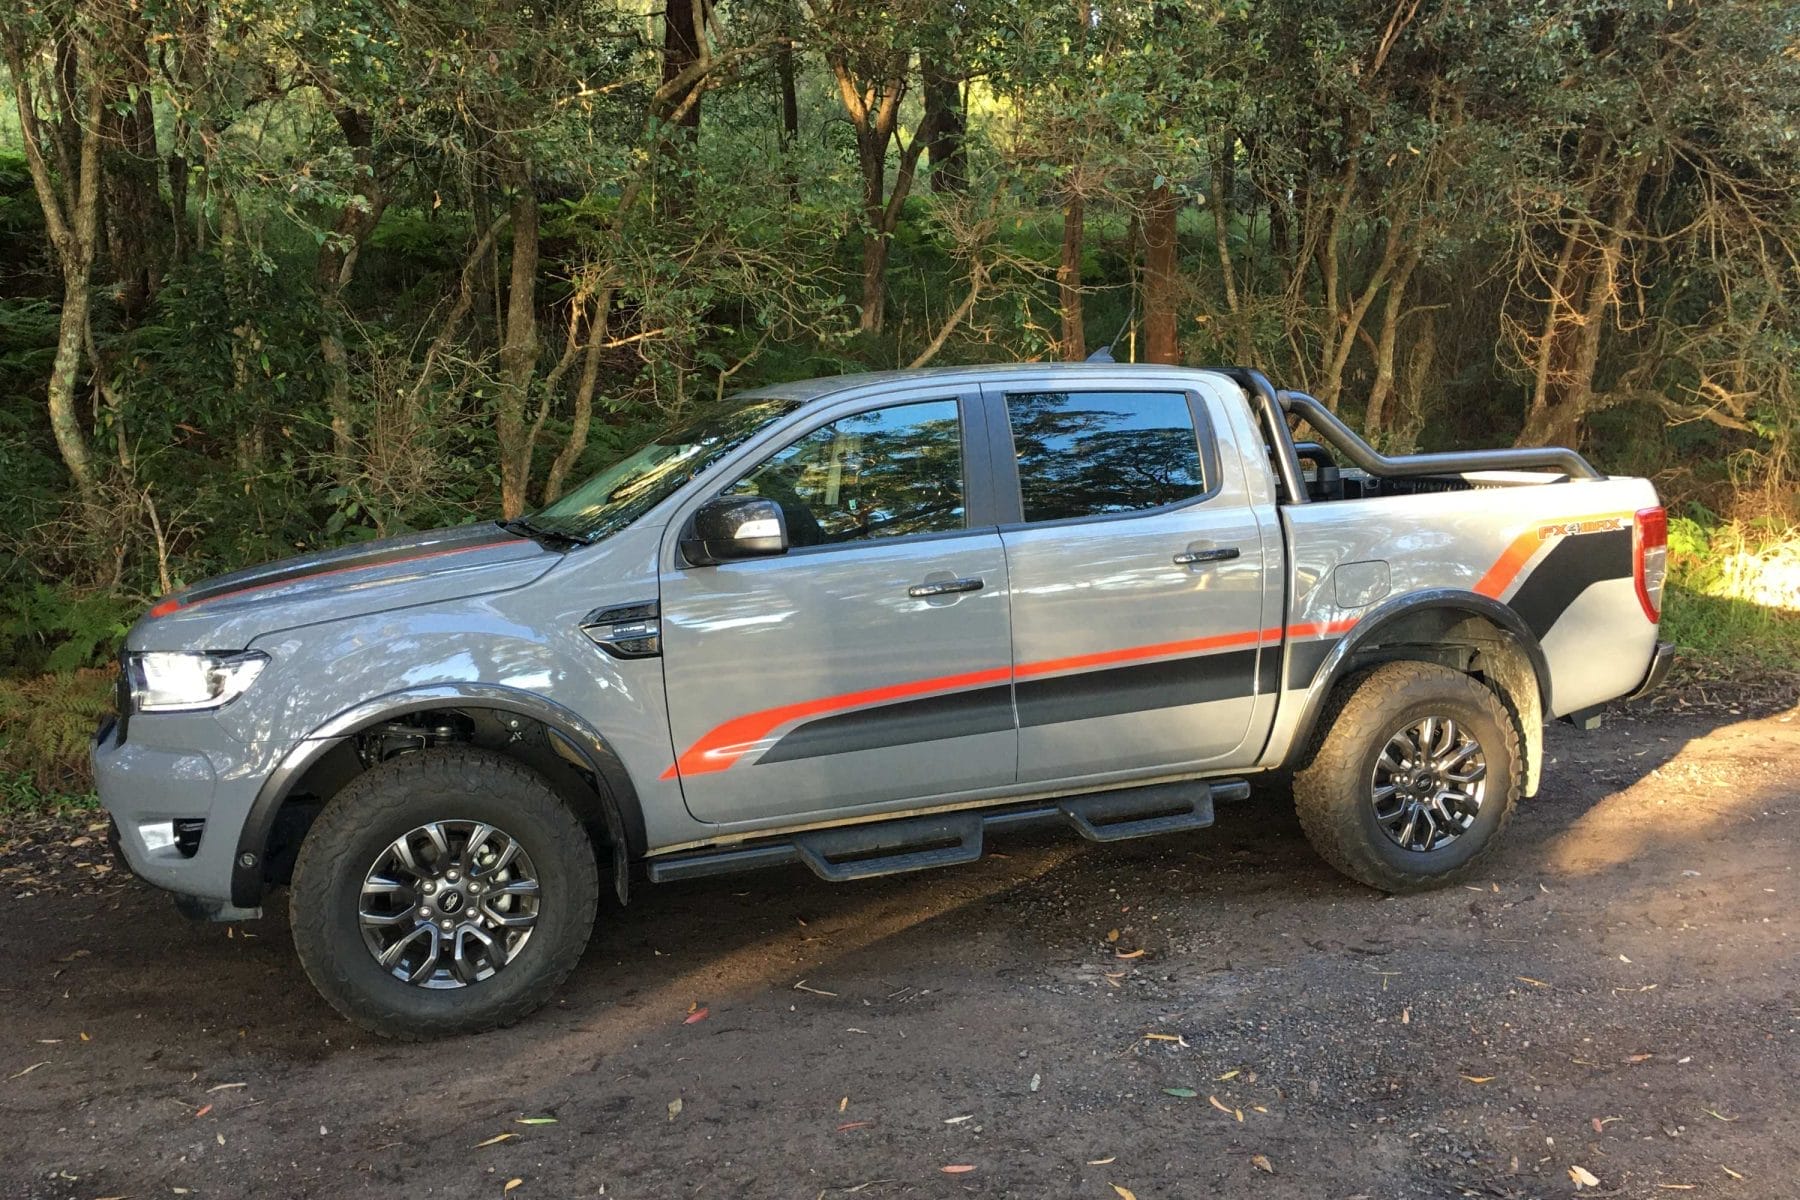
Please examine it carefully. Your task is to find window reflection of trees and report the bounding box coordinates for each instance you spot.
[731,401,965,547]
[1008,392,1204,522]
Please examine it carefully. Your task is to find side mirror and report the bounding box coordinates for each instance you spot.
[680,495,789,566]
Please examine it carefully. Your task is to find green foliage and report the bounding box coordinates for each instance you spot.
[1662,515,1800,668]
[0,668,116,796]
[0,584,135,675]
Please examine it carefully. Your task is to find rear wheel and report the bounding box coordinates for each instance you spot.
[1294,661,1520,893]
[289,748,599,1039]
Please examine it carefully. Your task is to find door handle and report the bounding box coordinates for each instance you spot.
[1173,546,1241,567]
[908,576,984,598]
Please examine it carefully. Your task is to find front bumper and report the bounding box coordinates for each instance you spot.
[91,715,265,917]
[1627,640,1676,701]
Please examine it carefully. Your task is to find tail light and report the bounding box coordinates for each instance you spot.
[1633,505,1668,622]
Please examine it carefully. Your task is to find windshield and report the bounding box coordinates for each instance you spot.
[528,397,799,541]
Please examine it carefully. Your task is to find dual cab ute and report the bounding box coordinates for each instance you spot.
[95,365,1673,1037]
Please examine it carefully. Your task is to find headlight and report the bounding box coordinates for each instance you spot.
[127,651,268,712]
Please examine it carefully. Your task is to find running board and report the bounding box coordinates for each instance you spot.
[646,778,1249,885]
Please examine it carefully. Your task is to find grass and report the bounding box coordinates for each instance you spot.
[1661,518,1800,670]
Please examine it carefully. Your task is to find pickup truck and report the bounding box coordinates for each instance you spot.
[94,364,1673,1038]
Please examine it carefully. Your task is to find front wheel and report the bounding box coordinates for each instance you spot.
[1294,661,1521,893]
[289,748,599,1039]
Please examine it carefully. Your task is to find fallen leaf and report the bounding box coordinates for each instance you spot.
[839,1096,849,1112]
[1703,1109,1739,1122]
[515,1117,557,1125]
[1251,1154,1274,1174]
[1461,1075,1496,1084]
[1216,1069,1240,1081]
[7,1061,48,1080]
[1115,949,1146,960]
[1209,1095,1233,1115]
[1112,1186,1137,1200]
[1570,1165,1601,1188]
[1163,1088,1197,1099]
[1400,1009,1410,1025]
[1619,954,1632,963]
[503,1179,522,1193]
[1626,1054,1655,1063]
[1516,976,1550,988]
[1087,1155,1116,1165]
[1655,1185,1697,1191]
[837,1121,873,1132]
[1143,1033,1181,1043]
[207,1082,247,1092]
[683,1007,709,1025]
[667,1098,683,1121]
[476,1132,516,1148]
[941,1164,976,1174]
[944,1115,973,1124]
[193,1104,213,1118]
[1106,929,1121,942]
[1721,1166,1745,1181]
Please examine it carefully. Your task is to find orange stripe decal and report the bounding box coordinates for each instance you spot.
[1474,511,1637,600]
[664,618,1358,780]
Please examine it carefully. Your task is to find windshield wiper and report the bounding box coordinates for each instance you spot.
[497,517,591,550]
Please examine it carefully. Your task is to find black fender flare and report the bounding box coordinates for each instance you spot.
[1282,589,1553,794]
[231,684,645,909]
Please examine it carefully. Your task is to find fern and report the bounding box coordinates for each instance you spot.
[0,669,117,794]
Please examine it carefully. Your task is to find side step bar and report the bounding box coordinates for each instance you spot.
[646,778,1249,885]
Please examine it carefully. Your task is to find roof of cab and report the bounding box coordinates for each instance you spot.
[735,362,1227,405]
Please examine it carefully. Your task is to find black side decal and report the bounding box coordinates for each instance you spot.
[1016,648,1259,729]
[1256,646,1282,696]
[757,684,1014,765]
[1508,528,1632,639]
[1284,637,1342,690]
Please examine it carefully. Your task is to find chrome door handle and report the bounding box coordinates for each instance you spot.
[908,577,984,598]
[1173,546,1241,566]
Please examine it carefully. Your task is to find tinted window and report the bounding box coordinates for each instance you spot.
[727,400,964,547]
[1007,391,1205,522]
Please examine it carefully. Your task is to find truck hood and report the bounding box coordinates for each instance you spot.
[128,522,560,652]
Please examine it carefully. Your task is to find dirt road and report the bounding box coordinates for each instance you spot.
[3,683,1796,1199]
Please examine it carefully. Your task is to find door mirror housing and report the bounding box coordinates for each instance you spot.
[681,495,789,566]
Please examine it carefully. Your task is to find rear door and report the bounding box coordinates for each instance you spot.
[659,388,1018,826]
[984,381,1273,784]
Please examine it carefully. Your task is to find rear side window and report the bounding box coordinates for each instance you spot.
[727,399,965,547]
[1006,391,1206,522]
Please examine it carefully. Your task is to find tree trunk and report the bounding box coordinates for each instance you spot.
[1058,192,1085,360]
[1141,183,1180,365]
[1209,140,1250,362]
[315,107,386,465]
[1364,249,1420,440]
[659,0,705,217]
[777,40,799,204]
[922,58,965,193]
[859,227,890,336]
[496,176,541,518]
[544,288,614,504]
[100,27,164,323]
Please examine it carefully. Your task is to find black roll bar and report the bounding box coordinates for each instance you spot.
[1218,367,1309,505]
[1277,389,1603,483]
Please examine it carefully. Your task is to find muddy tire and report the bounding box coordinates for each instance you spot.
[289,748,599,1039]
[1294,661,1520,894]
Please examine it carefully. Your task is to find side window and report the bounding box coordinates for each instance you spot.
[1007,391,1206,523]
[727,399,965,547]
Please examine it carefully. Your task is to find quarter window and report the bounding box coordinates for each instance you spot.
[727,400,965,547]
[1007,391,1206,522]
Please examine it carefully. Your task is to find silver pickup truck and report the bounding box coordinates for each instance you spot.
[94,364,1672,1037]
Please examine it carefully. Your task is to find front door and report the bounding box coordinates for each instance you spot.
[985,383,1272,784]
[659,393,1018,826]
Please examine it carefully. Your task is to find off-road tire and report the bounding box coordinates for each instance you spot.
[289,748,599,1039]
[1294,661,1521,893]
